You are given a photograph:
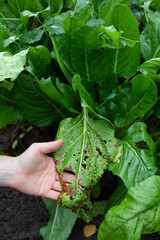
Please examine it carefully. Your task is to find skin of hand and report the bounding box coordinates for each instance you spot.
[0,140,76,200]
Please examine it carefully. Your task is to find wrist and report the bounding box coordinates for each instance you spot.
[0,155,18,187]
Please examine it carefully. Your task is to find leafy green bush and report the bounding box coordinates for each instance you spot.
[0,0,160,239]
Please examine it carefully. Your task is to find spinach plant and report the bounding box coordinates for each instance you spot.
[0,0,160,239]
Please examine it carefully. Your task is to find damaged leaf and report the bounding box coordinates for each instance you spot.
[54,106,119,211]
[0,50,28,83]
[98,175,160,240]
[109,122,157,188]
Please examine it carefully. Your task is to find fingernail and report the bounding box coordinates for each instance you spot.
[78,179,82,185]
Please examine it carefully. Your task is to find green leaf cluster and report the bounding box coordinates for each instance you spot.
[0,0,160,239]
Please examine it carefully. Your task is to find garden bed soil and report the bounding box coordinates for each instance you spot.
[0,124,160,240]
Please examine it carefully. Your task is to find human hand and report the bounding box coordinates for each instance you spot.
[10,140,76,200]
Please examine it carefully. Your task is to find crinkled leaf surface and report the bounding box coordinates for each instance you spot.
[27,46,51,80]
[21,29,44,45]
[99,25,138,49]
[100,3,140,78]
[140,17,160,60]
[109,122,157,188]
[54,106,119,210]
[49,0,63,14]
[40,199,77,240]
[37,77,78,117]
[98,175,160,240]
[14,74,65,127]
[114,74,157,128]
[138,58,160,78]
[0,87,23,129]
[0,50,28,82]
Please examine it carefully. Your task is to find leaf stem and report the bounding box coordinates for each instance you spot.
[0,17,20,21]
[76,106,87,187]
[51,36,73,85]
[97,97,109,109]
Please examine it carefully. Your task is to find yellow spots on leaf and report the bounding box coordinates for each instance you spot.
[113,145,123,163]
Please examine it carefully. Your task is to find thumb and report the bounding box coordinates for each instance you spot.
[36,139,64,154]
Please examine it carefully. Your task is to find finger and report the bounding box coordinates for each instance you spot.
[53,181,62,192]
[35,140,64,154]
[44,190,60,200]
[64,166,73,172]
[61,172,77,183]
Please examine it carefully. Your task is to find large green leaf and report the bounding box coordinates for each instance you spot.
[0,50,28,82]
[70,25,109,83]
[0,87,23,129]
[109,122,157,188]
[0,0,48,28]
[98,175,160,240]
[104,4,140,78]
[48,1,93,83]
[37,77,78,116]
[140,17,160,60]
[40,199,77,240]
[114,74,157,128]
[54,106,120,211]
[14,74,65,127]
[93,0,127,21]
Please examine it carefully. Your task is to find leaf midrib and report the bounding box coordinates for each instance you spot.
[30,76,66,119]
[49,204,59,240]
[128,84,151,115]
[76,107,87,186]
[105,201,160,239]
[124,141,151,177]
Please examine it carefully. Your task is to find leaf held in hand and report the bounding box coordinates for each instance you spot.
[54,106,119,212]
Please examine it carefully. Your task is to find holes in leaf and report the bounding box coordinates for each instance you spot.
[135,141,150,150]
[84,155,89,161]
[96,147,102,156]
[84,149,87,154]
[157,68,160,75]
[5,77,11,82]
[82,163,86,169]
